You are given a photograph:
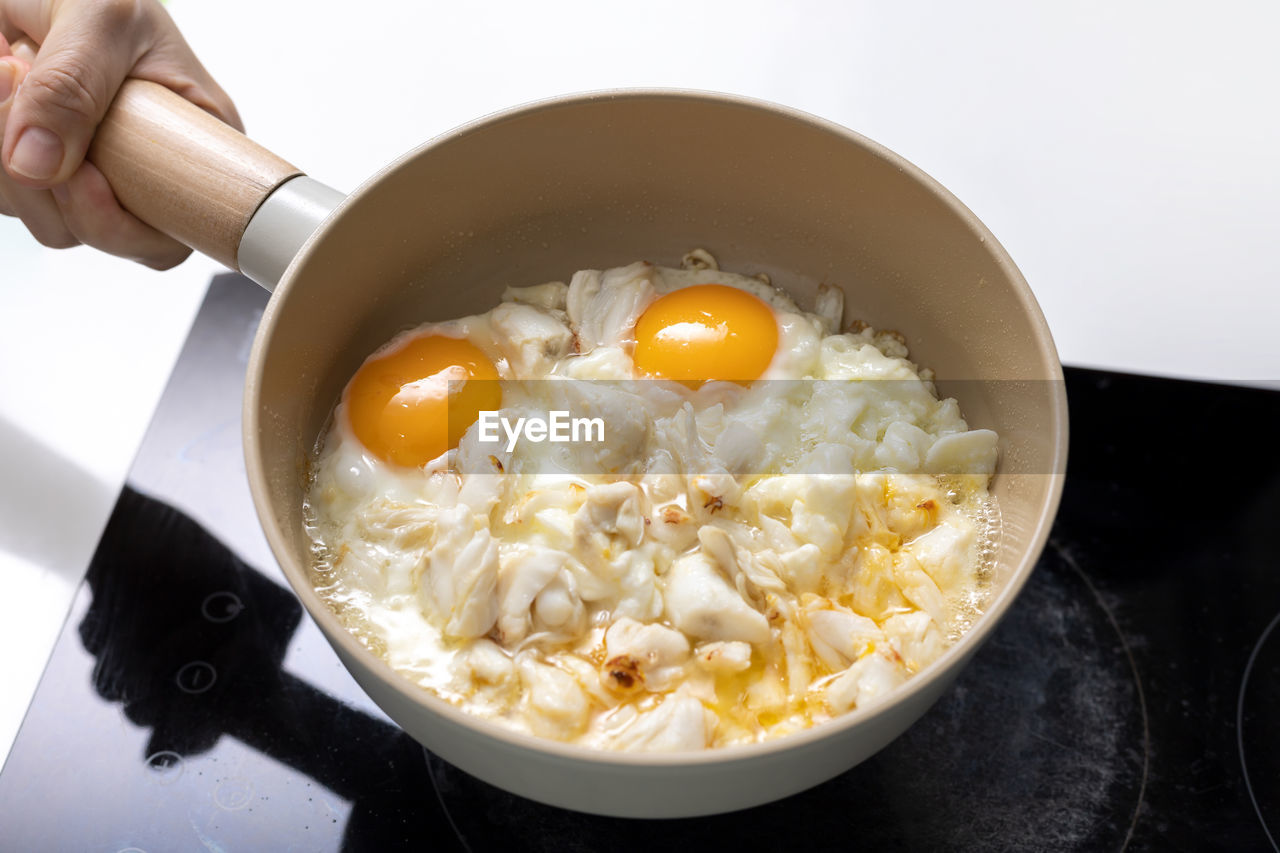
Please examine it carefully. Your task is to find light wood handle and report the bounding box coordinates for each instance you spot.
[88,79,302,270]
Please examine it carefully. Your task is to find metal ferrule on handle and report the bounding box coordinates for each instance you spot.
[88,79,342,289]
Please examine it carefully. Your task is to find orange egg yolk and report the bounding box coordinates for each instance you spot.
[344,334,501,467]
[632,284,778,386]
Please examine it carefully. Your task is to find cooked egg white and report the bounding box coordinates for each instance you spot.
[305,252,1000,751]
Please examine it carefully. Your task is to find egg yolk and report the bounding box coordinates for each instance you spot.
[632,284,778,386]
[344,334,501,467]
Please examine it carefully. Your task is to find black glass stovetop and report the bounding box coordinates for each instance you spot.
[1,276,1276,851]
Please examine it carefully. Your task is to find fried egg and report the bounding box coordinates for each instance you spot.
[305,251,1000,752]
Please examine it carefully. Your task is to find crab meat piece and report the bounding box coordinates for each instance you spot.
[502,280,568,311]
[893,552,950,625]
[602,617,691,692]
[874,421,934,472]
[881,474,942,541]
[566,262,655,350]
[518,656,589,738]
[697,524,787,608]
[533,575,582,630]
[712,420,766,475]
[924,429,999,477]
[824,653,906,714]
[490,301,574,376]
[495,547,565,643]
[908,519,975,591]
[694,641,753,673]
[416,506,499,639]
[575,481,645,549]
[804,607,885,671]
[459,638,515,686]
[608,693,710,752]
[881,611,944,672]
[814,283,844,334]
[664,552,770,644]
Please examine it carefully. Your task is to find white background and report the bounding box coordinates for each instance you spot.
[1,0,1278,763]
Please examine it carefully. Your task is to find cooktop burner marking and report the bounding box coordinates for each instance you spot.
[1054,541,1151,852]
[426,746,474,853]
[214,777,254,811]
[175,661,217,694]
[200,591,244,623]
[143,751,184,785]
[1238,608,1280,853]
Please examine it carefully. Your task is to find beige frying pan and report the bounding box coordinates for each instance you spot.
[89,80,1068,817]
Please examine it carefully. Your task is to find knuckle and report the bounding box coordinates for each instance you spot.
[83,0,144,33]
[101,0,143,25]
[25,59,108,123]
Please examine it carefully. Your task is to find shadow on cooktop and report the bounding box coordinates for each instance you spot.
[77,485,457,851]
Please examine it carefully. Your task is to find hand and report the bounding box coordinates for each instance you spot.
[0,0,241,269]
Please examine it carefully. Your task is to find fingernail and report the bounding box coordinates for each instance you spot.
[10,126,64,181]
[0,61,14,103]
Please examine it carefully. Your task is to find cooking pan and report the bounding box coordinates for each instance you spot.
[89,80,1068,817]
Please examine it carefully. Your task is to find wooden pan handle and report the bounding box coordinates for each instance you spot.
[88,79,303,270]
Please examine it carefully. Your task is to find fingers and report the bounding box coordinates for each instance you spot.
[0,0,227,270]
[1,0,148,187]
[1,179,78,246]
[0,54,17,216]
[0,155,193,266]
[0,53,13,109]
[8,36,37,65]
[52,161,191,269]
[1,54,78,246]
[2,51,185,267]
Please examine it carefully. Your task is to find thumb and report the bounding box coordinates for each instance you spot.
[1,2,144,187]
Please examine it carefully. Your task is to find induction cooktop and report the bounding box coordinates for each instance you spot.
[1,276,1275,851]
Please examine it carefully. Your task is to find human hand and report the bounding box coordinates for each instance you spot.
[0,0,241,269]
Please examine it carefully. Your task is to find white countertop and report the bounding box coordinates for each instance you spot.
[2,0,1277,765]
